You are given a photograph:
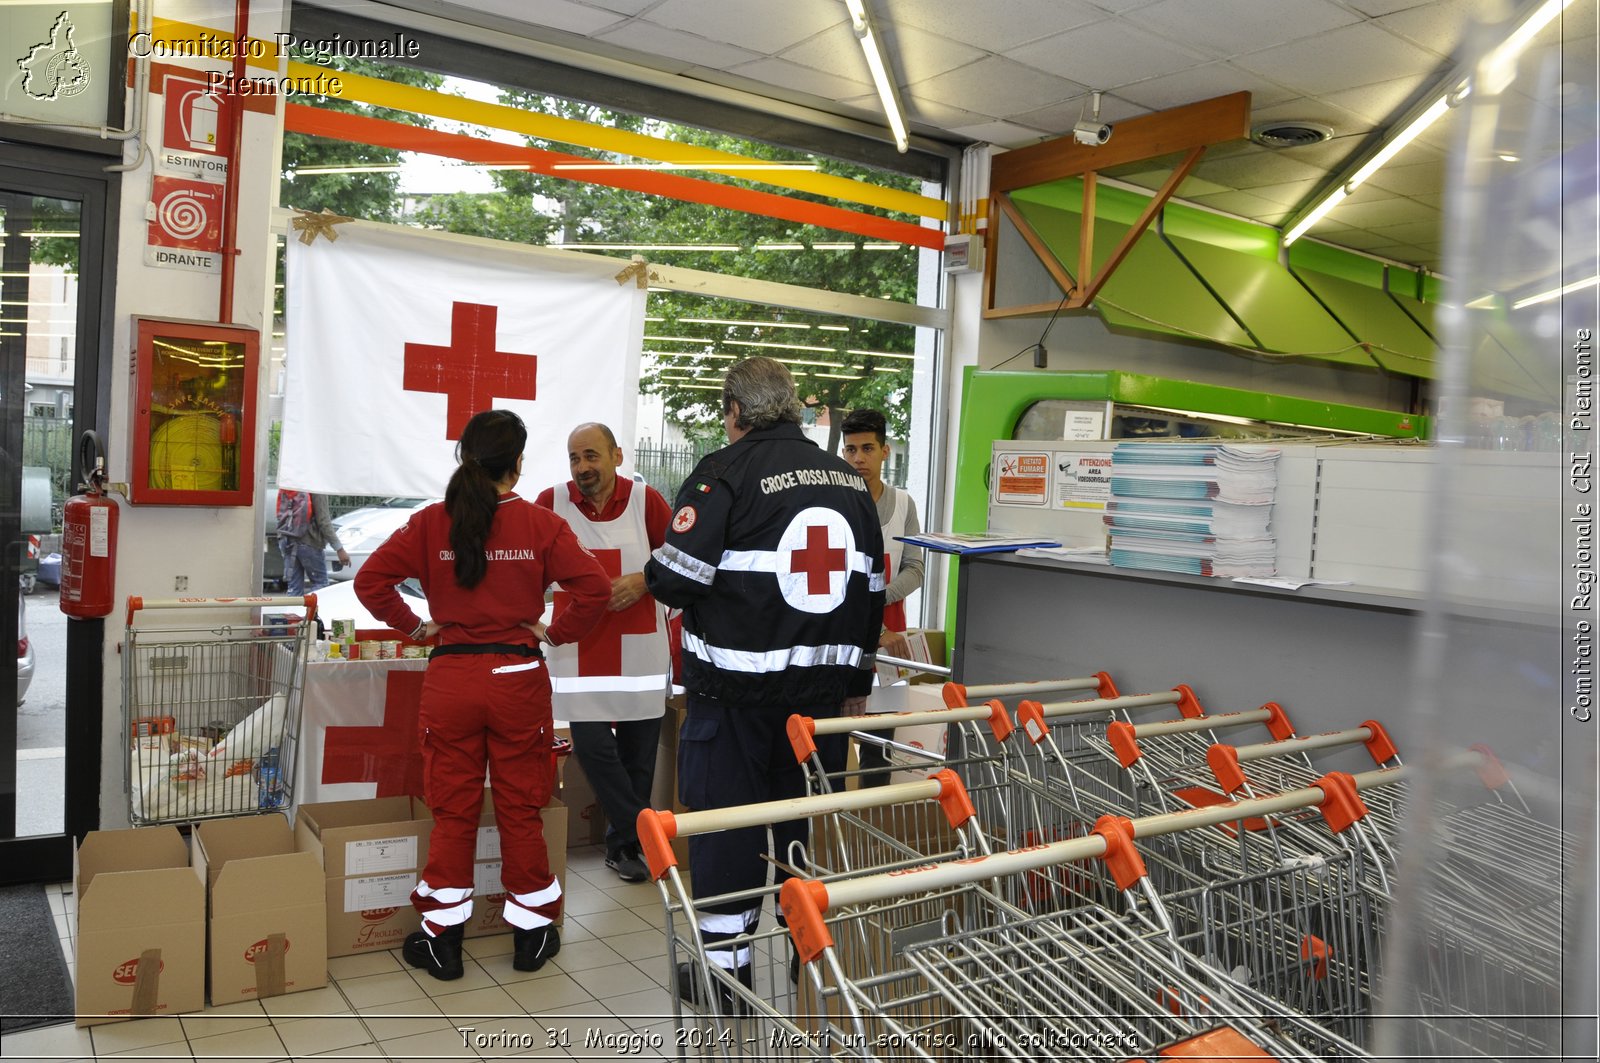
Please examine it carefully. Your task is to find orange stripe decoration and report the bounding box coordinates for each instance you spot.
[284,105,944,251]
[291,61,946,220]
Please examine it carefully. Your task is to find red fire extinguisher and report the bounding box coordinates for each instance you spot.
[60,431,120,620]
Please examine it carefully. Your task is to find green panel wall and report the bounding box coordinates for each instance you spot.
[1291,267,1437,378]
[1012,197,1255,347]
[1164,234,1374,365]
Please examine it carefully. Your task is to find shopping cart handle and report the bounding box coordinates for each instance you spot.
[636,770,977,883]
[1110,703,1295,769]
[1231,721,1401,768]
[788,703,1011,763]
[940,672,1115,708]
[126,594,320,628]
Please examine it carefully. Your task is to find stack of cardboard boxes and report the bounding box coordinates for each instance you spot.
[74,792,567,1026]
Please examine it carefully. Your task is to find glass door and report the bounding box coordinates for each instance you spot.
[0,156,114,884]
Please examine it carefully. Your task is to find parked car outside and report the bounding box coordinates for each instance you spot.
[262,490,428,591]
[280,575,430,632]
[18,592,34,706]
[323,499,435,582]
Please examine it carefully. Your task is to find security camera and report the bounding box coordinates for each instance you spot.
[1072,90,1112,146]
[1073,120,1112,146]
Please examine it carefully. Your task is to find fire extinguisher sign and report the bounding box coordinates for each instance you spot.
[147,75,227,273]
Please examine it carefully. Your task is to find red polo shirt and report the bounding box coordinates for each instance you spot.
[534,476,672,550]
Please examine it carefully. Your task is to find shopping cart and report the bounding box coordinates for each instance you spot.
[123,594,316,825]
[778,771,1397,1062]
[636,772,984,1060]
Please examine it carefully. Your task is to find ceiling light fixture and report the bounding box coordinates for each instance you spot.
[1511,274,1598,309]
[727,339,835,354]
[845,0,910,153]
[1482,0,1577,95]
[1284,0,1573,247]
[680,317,812,329]
[845,348,916,360]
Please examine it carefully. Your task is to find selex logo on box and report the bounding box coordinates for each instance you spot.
[244,938,292,964]
[113,956,162,985]
[360,908,398,923]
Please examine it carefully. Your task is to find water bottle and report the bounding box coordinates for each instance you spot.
[256,746,286,809]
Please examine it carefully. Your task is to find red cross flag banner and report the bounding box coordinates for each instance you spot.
[293,659,430,804]
[280,222,646,496]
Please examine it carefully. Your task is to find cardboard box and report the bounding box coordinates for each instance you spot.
[558,745,608,847]
[193,815,327,1004]
[875,628,946,684]
[293,796,433,878]
[294,796,432,958]
[663,695,691,886]
[462,797,568,939]
[75,826,206,1026]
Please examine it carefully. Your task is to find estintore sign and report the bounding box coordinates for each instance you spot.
[162,75,222,154]
[156,75,229,183]
[145,175,222,273]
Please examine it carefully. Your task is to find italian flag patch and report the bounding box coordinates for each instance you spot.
[694,482,712,493]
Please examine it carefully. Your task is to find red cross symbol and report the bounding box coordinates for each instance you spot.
[403,301,537,440]
[553,548,658,676]
[321,670,426,797]
[790,524,846,595]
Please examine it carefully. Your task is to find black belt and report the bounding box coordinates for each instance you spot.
[429,643,543,660]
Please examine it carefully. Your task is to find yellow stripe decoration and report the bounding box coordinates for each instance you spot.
[287,61,947,221]
[144,17,283,72]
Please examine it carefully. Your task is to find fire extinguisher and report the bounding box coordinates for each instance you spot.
[60,431,120,620]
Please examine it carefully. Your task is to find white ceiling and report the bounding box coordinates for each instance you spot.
[360,0,1597,272]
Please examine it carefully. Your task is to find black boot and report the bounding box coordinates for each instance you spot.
[676,959,753,1016]
[402,924,464,981]
[513,925,561,972]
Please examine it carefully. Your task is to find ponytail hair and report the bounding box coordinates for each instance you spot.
[445,409,526,588]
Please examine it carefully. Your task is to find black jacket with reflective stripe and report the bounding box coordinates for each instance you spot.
[644,422,885,708]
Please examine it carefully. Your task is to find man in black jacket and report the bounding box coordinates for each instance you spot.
[645,356,885,1008]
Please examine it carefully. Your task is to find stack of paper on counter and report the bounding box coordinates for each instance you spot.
[1105,443,1280,578]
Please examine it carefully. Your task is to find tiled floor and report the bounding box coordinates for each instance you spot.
[2,847,699,1062]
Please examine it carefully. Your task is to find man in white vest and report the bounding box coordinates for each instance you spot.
[839,408,925,787]
[536,423,674,882]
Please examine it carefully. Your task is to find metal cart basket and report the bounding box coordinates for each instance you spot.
[123,595,316,825]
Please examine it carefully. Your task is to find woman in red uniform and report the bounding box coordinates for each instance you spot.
[356,409,610,980]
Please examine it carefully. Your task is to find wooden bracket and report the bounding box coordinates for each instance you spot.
[983,92,1251,318]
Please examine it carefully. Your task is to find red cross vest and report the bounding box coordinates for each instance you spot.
[880,486,912,633]
[547,481,671,722]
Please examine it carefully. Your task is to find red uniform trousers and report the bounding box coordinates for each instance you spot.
[411,654,562,934]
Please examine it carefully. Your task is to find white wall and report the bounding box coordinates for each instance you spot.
[99,1,291,826]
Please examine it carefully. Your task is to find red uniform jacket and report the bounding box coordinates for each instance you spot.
[356,493,609,648]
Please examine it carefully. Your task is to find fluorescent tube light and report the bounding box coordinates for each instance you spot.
[1511,274,1598,309]
[845,0,909,153]
[1284,0,1572,246]
[1344,95,1451,193]
[1482,0,1576,95]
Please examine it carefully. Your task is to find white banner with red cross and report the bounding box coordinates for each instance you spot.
[280,222,646,497]
[292,659,431,806]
